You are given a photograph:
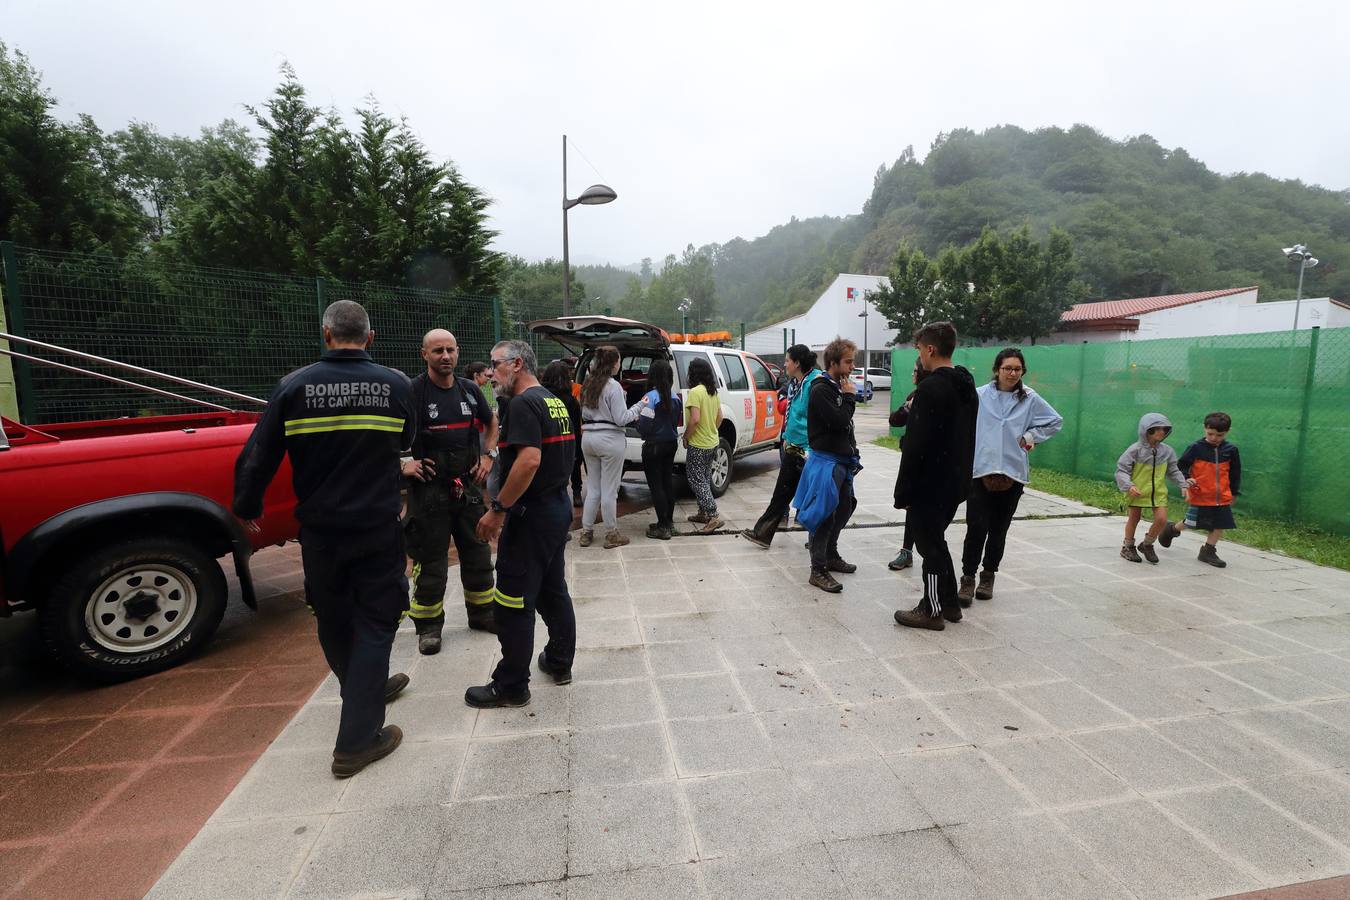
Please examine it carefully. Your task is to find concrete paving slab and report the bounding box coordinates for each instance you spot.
[786,758,932,840]
[287,805,447,899]
[887,747,1035,826]
[946,814,1134,900]
[1152,715,1313,782]
[698,842,851,899]
[1251,771,1350,847]
[1069,724,1228,794]
[1160,785,1350,885]
[431,793,567,893]
[985,735,1132,807]
[827,827,991,899]
[681,769,819,858]
[1003,680,1133,732]
[668,714,775,778]
[566,863,703,900]
[567,782,695,876]
[456,732,570,800]
[147,815,325,900]
[569,721,673,788]
[761,704,875,765]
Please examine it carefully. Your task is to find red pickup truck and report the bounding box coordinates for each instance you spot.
[0,410,299,680]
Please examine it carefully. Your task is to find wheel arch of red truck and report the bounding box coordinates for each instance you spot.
[2,491,258,613]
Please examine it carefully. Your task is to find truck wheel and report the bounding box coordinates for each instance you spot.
[710,437,734,498]
[40,538,228,682]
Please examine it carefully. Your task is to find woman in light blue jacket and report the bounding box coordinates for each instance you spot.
[959,348,1063,604]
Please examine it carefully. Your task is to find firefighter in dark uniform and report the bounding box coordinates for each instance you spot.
[233,300,415,778]
[402,328,498,653]
[465,340,577,708]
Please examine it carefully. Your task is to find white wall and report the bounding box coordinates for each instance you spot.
[744,273,896,367]
[1045,292,1348,344]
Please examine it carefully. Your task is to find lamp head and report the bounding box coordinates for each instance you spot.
[576,184,617,205]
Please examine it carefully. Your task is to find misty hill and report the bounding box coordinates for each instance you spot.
[697,125,1350,329]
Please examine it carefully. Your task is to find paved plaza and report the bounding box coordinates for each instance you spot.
[151,422,1350,899]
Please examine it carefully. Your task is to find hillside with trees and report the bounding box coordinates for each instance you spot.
[700,126,1349,330]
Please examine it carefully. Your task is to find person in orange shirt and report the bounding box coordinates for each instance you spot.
[1161,412,1241,568]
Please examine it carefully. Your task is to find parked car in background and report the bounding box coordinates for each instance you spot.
[849,369,875,403]
[530,316,781,496]
[852,367,892,391]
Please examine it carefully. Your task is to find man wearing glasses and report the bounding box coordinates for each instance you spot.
[465,340,578,708]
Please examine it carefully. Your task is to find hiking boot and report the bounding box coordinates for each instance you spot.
[809,569,843,593]
[604,531,630,550]
[1159,521,1180,548]
[418,630,442,655]
[1139,541,1159,565]
[646,522,662,538]
[1198,543,1227,568]
[741,529,771,550]
[332,725,402,778]
[384,673,409,702]
[888,548,913,571]
[464,683,531,709]
[1120,542,1142,563]
[687,511,710,524]
[894,604,945,631]
[537,651,573,685]
[466,604,497,634]
[654,525,674,541]
[700,515,724,534]
[827,557,857,574]
[578,529,594,547]
[975,571,996,601]
[957,575,976,607]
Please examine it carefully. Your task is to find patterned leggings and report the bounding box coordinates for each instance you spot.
[685,446,719,516]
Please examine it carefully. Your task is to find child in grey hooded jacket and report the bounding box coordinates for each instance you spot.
[1115,412,1190,563]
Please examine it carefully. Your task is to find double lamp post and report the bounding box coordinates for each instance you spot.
[561,135,617,317]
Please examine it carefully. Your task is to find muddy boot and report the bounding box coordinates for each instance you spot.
[827,557,857,574]
[1158,521,1180,548]
[809,569,843,594]
[1120,541,1142,563]
[1198,543,1227,568]
[975,571,995,601]
[578,529,594,547]
[466,603,497,634]
[1139,540,1159,565]
[957,575,976,608]
[894,602,945,631]
[418,629,442,655]
[604,531,631,549]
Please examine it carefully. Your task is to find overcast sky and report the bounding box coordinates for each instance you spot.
[7,0,1348,267]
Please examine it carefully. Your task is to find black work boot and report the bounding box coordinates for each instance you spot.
[418,629,442,655]
[957,575,976,608]
[537,651,573,685]
[740,528,771,550]
[1120,542,1142,563]
[466,603,498,634]
[1198,544,1227,568]
[464,683,531,709]
[1159,521,1180,548]
[809,569,843,593]
[384,673,410,702]
[975,571,996,601]
[894,602,945,631]
[1139,541,1159,565]
[827,557,857,574]
[331,725,402,778]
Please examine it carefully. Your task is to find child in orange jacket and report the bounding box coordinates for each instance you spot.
[1161,411,1241,568]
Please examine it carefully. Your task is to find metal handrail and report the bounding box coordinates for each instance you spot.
[0,330,266,407]
[0,348,232,412]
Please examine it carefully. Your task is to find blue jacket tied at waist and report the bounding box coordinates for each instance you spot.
[793,450,861,534]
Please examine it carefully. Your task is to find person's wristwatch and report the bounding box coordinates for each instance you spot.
[487,448,499,458]
[490,498,507,513]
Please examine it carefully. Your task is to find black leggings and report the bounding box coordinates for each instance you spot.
[642,440,677,528]
[961,478,1025,577]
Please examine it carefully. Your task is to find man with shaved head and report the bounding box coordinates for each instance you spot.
[401,329,499,651]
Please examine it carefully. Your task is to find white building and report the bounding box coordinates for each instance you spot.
[744,273,895,367]
[1045,286,1350,344]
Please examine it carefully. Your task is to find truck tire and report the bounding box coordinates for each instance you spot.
[40,537,228,682]
[709,437,734,498]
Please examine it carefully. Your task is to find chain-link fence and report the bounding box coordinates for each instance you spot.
[892,328,1350,535]
[0,243,574,423]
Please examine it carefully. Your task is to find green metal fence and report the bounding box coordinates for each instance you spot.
[892,328,1350,536]
[0,243,568,424]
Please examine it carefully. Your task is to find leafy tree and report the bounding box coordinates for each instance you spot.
[0,42,142,252]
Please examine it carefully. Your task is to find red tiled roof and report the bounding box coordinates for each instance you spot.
[1060,287,1258,324]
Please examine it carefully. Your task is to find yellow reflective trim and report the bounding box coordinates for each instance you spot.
[464,587,495,606]
[285,420,405,436]
[493,588,524,609]
[286,413,405,427]
[409,600,444,617]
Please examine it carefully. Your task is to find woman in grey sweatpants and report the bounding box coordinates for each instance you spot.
[579,346,645,549]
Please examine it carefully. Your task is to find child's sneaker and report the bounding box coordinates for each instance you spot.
[1138,541,1159,564]
[1120,542,1142,563]
[1158,521,1180,548]
[1198,544,1227,568]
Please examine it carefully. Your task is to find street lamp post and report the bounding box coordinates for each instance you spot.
[562,135,617,317]
[1283,244,1320,332]
[857,292,870,378]
[679,298,692,340]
